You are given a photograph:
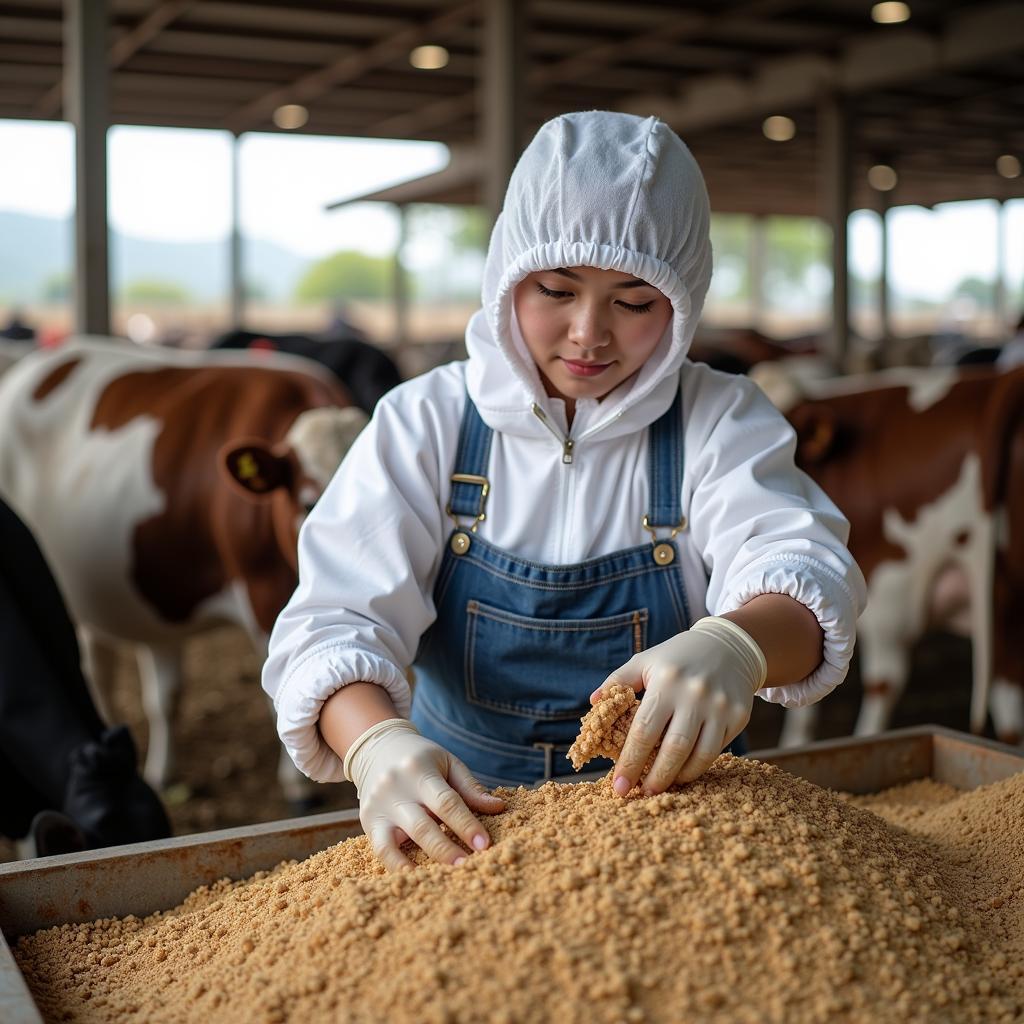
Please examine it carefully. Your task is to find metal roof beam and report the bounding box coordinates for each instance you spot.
[369,6,711,138]
[32,0,194,118]
[623,2,1024,132]
[222,0,477,133]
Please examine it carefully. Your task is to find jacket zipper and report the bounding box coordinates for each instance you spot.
[532,403,575,464]
[530,401,624,563]
[531,403,625,464]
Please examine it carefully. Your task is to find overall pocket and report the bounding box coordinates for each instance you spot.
[464,599,648,719]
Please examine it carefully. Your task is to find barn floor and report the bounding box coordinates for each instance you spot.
[0,627,982,864]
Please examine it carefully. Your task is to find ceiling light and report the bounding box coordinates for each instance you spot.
[273,104,308,130]
[996,154,1021,179]
[762,115,796,142]
[871,2,911,24]
[409,44,449,70]
[868,164,898,191]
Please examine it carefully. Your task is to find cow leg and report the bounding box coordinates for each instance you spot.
[136,644,182,790]
[855,563,918,736]
[990,678,1023,746]
[778,704,819,748]
[959,516,995,735]
[78,628,119,727]
[854,624,911,736]
[854,676,907,736]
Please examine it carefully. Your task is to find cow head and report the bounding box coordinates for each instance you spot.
[221,405,369,569]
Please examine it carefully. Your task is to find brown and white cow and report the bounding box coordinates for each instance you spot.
[752,362,1024,748]
[0,338,368,799]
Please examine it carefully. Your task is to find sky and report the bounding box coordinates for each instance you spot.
[0,119,1021,301]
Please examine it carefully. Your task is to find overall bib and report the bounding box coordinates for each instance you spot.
[412,386,744,788]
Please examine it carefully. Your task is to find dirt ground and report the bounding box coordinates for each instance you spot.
[0,624,987,863]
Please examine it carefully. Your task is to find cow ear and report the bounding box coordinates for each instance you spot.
[790,405,836,465]
[221,442,291,500]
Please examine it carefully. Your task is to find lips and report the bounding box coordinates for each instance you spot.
[562,358,611,378]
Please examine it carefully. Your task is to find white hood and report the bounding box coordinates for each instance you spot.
[466,110,713,444]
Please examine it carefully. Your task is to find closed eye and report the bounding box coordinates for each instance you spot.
[535,282,572,299]
[536,281,654,314]
[616,299,655,314]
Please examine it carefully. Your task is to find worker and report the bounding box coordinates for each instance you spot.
[263,111,866,871]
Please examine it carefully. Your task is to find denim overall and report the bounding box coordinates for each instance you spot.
[412,386,742,788]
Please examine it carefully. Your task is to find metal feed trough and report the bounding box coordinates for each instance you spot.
[3,726,1023,1023]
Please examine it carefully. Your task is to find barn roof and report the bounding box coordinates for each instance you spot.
[1,0,1022,214]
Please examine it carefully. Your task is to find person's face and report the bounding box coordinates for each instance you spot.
[513,266,673,412]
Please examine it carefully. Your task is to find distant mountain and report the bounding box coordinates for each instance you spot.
[0,211,309,303]
[0,211,70,303]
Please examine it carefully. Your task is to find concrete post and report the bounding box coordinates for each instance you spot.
[66,0,110,336]
[481,0,526,224]
[819,93,853,367]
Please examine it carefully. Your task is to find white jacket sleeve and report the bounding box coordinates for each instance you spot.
[263,377,455,783]
[684,368,867,708]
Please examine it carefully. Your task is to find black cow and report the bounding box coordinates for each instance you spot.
[0,495,170,856]
[212,324,402,414]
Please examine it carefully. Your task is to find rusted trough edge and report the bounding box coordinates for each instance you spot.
[2,726,1022,1023]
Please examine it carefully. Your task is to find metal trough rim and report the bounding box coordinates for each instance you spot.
[2,725,1022,1024]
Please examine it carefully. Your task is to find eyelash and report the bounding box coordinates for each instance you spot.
[534,282,654,314]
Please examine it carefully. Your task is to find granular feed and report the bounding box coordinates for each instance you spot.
[567,683,638,771]
[15,752,1024,1023]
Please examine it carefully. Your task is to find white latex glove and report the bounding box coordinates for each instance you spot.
[344,719,505,872]
[591,616,767,796]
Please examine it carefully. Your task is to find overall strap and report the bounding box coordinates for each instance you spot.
[646,384,685,531]
[448,393,494,522]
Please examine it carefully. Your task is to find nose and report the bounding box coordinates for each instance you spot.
[567,302,611,354]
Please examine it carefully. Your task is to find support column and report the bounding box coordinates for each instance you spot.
[995,199,1007,335]
[66,0,110,336]
[879,195,890,345]
[749,215,766,330]
[481,0,526,223]
[819,93,853,367]
[229,132,243,329]
[393,203,410,348]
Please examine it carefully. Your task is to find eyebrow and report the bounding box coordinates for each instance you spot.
[548,267,652,290]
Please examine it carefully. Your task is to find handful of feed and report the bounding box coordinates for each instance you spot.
[566,683,639,771]
[14,702,1024,1024]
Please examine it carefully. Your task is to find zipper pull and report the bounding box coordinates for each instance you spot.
[532,402,576,465]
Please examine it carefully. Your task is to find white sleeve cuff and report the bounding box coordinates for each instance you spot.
[714,554,859,709]
[271,644,413,784]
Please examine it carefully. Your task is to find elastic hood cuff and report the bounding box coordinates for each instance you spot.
[715,555,859,709]
[273,644,413,784]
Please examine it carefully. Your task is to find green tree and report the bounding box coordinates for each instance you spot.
[294,251,391,303]
[764,217,829,287]
[952,276,994,309]
[709,214,752,301]
[122,279,190,305]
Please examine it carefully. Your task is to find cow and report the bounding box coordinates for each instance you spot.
[212,327,402,415]
[0,337,368,802]
[688,326,821,376]
[751,362,1024,748]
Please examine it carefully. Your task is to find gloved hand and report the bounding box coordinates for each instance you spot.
[344,718,505,871]
[590,616,767,796]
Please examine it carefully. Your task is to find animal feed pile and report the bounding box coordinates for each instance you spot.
[15,693,1024,1024]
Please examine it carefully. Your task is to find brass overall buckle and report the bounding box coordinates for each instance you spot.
[642,513,687,566]
[446,473,490,554]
